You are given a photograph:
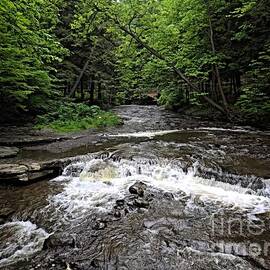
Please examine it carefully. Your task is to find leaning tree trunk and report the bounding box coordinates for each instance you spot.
[69,59,90,98]
[206,3,229,115]
[93,5,228,115]
[112,17,227,115]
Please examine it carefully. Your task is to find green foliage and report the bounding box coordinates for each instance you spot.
[0,0,67,110]
[115,91,128,105]
[236,42,270,121]
[158,88,185,109]
[1,0,269,125]
[36,102,120,132]
[110,0,270,121]
[236,88,270,118]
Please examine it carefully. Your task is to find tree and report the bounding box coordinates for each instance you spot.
[0,0,66,111]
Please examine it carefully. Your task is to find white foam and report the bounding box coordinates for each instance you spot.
[109,130,180,138]
[0,221,50,267]
[48,158,270,223]
[195,127,256,133]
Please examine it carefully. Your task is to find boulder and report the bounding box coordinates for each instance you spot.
[129,181,147,197]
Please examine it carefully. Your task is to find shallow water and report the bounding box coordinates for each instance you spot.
[0,105,270,270]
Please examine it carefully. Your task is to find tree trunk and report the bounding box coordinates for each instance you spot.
[235,72,241,96]
[108,15,227,114]
[80,78,84,100]
[69,59,90,98]
[109,87,113,105]
[88,76,95,104]
[97,81,102,103]
[93,5,230,115]
[206,4,229,114]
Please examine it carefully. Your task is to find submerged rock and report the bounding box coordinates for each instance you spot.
[80,160,118,181]
[0,147,19,159]
[64,163,84,177]
[92,220,107,230]
[0,207,15,224]
[133,199,150,209]
[43,233,76,249]
[115,199,125,208]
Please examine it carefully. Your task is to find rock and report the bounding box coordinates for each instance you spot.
[92,220,107,230]
[113,210,121,218]
[63,164,84,177]
[28,170,55,181]
[43,233,76,249]
[0,164,28,181]
[249,178,265,191]
[163,192,174,200]
[0,147,19,159]
[0,162,58,182]
[129,181,147,197]
[0,207,15,217]
[133,199,150,209]
[115,199,125,208]
[0,154,98,183]
[90,259,100,268]
[0,136,67,147]
[0,207,14,224]
[255,211,270,219]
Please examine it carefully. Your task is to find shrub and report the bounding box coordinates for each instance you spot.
[35,102,121,132]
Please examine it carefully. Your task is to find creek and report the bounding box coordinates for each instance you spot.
[0,105,270,270]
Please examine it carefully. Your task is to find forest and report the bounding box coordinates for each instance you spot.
[1,1,270,269]
[0,0,269,129]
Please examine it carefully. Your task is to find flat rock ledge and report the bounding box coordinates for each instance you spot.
[0,156,83,183]
[0,136,68,147]
[0,147,19,159]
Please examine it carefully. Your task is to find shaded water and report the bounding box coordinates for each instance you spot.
[0,105,270,269]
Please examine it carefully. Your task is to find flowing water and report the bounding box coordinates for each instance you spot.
[0,105,270,270]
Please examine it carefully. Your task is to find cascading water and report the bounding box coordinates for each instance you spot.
[0,106,269,270]
[49,153,270,222]
[0,221,50,268]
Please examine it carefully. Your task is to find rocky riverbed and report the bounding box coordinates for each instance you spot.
[0,105,270,269]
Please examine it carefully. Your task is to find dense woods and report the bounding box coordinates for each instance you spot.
[0,0,269,126]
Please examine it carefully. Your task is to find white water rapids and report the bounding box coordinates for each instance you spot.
[48,154,270,223]
[0,221,50,268]
[1,123,269,269]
